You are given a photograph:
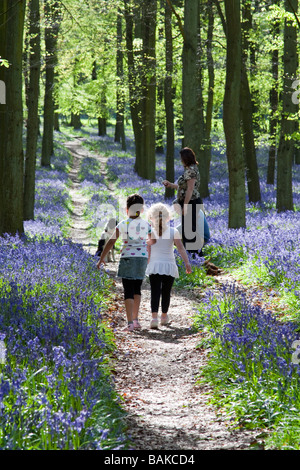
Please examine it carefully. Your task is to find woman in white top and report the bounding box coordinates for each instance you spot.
[146,203,192,329]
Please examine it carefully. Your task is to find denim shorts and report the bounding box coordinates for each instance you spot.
[117,257,148,280]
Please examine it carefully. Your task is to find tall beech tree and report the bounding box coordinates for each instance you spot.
[203,0,215,199]
[24,0,41,221]
[140,0,157,181]
[241,0,261,203]
[41,0,61,167]
[124,0,157,181]
[267,0,280,185]
[223,0,245,228]
[124,0,143,173]
[276,0,298,212]
[215,0,260,205]
[164,0,175,199]
[115,9,126,151]
[182,0,206,197]
[0,0,25,235]
[181,0,215,199]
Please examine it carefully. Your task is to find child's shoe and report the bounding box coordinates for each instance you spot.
[150,318,159,329]
[133,319,142,329]
[123,323,134,332]
[160,314,169,326]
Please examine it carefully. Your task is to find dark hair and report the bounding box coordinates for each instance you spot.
[127,193,144,218]
[179,147,198,166]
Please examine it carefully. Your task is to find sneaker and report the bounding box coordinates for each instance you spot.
[123,323,134,332]
[150,318,159,329]
[161,315,169,326]
[133,320,142,329]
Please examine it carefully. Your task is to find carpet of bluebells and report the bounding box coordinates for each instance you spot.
[0,139,127,450]
[1,120,300,449]
[76,124,300,449]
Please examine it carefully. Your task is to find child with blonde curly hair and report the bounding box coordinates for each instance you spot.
[146,202,192,329]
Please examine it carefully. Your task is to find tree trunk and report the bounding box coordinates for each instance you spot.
[240,64,261,203]
[241,0,261,203]
[276,0,298,212]
[71,112,82,130]
[223,0,245,228]
[182,0,207,197]
[98,116,106,136]
[115,10,126,150]
[267,0,279,184]
[296,142,300,164]
[267,74,278,183]
[164,0,175,199]
[0,0,25,235]
[202,0,215,199]
[70,59,82,130]
[54,105,60,131]
[98,68,107,136]
[124,0,143,172]
[41,0,60,167]
[140,0,157,181]
[24,0,41,221]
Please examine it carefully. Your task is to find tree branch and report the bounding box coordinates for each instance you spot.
[165,0,185,42]
[287,0,300,30]
[212,0,226,35]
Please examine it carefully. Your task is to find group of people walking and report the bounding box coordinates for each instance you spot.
[97,147,209,332]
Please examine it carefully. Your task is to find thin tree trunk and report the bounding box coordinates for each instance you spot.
[71,112,82,130]
[202,0,215,199]
[0,0,25,235]
[182,0,200,153]
[296,136,300,164]
[140,0,157,181]
[70,59,82,130]
[98,115,106,136]
[182,0,206,197]
[124,0,143,173]
[115,10,126,150]
[276,0,298,212]
[240,64,261,203]
[267,0,279,184]
[24,0,41,221]
[98,58,107,136]
[164,0,175,199]
[241,0,261,203]
[223,0,245,228]
[41,0,60,167]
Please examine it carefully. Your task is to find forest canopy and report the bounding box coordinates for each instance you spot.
[0,0,299,235]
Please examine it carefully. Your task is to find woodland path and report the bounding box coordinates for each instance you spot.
[64,137,259,451]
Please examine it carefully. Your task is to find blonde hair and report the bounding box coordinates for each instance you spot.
[148,203,171,237]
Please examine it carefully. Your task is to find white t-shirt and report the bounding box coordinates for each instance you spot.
[146,226,180,278]
[117,217,151,258]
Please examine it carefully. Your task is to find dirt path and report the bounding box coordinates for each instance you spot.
[64,138,93,251]
[64,138,258,450]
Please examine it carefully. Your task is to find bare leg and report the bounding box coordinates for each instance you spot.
[161,312,169,325]
[124,298,133,323]
[132,294,141,321]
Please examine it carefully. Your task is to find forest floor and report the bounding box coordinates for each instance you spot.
[64,137,261,451]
